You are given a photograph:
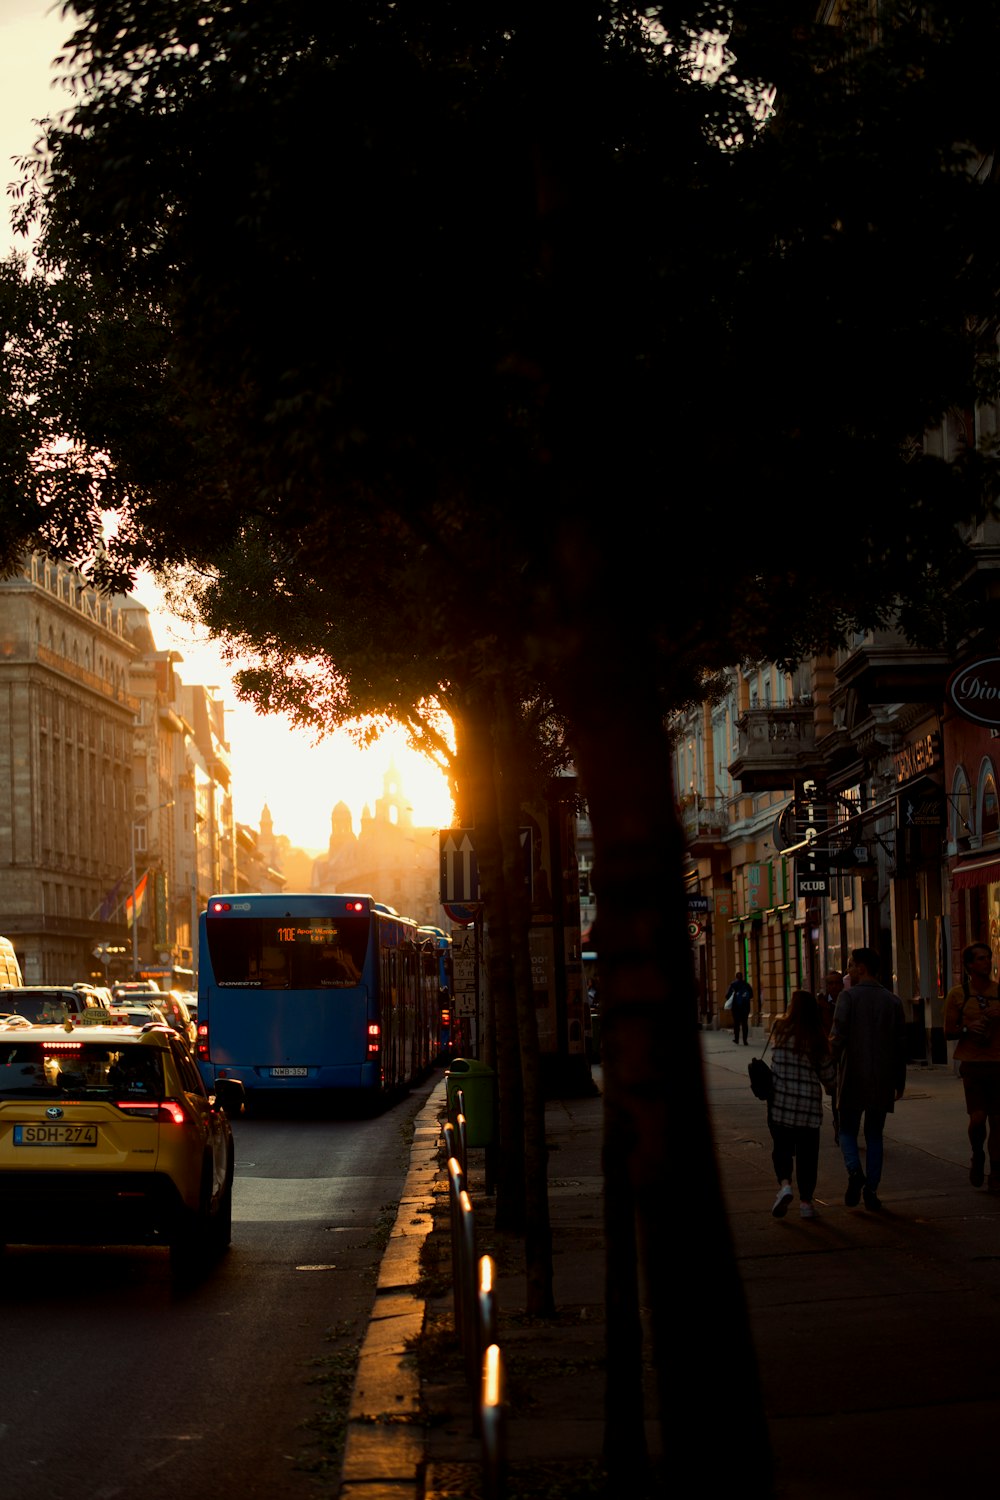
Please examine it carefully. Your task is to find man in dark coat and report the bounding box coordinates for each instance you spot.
[725,971,754,1046]
[831,947,906,1212]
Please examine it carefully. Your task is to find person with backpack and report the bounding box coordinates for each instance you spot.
[944,942,1000,1190]
[725,971,754,1045]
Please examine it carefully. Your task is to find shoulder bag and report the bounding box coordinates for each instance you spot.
[748,1031,774,1102]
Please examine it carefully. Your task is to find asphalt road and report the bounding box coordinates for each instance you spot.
[0,1073,441,1500]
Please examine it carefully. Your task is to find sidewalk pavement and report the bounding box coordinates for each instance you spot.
[342,1028,1000,1499]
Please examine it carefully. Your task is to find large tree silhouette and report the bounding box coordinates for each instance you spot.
[4,2,1000,1486]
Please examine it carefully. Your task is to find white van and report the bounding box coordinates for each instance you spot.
[0,938,23,989]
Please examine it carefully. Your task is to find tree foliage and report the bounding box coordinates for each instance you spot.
[6,3,999,664]
[6,2,1000,1487]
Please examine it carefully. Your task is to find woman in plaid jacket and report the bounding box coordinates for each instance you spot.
[769,990,837,1221]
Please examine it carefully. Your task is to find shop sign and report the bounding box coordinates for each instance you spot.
[946,658,1000,727]
[893,731,940,785]
[745,864,767,913]
[795,849,829,900]
[897,780,943,829]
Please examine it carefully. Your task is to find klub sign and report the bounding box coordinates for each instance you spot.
[947,658,1000,727]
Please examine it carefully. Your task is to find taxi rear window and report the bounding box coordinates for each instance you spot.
[0,1043,164,1100]
[2,992,77,1023]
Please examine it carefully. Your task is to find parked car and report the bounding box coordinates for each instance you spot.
[0,1023,243,1277]
[0,938,23,988]
[108,1001,168,1028]
[112,980,162,999]
[0,986,106,1026]
[79,983,114,1010]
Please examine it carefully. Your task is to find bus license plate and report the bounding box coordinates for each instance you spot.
[14,1123,98,1146]
[270,1067,308,1077]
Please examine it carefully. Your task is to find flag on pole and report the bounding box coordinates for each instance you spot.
[92,873,127,923]
[125,872,149,929]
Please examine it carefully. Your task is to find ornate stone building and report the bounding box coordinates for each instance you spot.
[0,558,237,988]
[0,556,136,981]
[311,762,445,926]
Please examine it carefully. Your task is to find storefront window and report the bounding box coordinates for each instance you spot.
[951,770,973,843]
[981,771,999,839]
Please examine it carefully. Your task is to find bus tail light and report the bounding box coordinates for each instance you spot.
[196,1021,209,1060]
[367,1023,381,1055]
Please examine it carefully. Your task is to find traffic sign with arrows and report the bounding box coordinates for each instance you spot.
[440,830,480,903]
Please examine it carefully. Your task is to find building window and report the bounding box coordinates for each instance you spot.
[951,768,973,843]
[981,769,1000,841]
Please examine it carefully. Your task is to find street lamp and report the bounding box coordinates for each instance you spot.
[131,800,174,978]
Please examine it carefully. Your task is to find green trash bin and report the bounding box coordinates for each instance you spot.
[446,1057,496,1148]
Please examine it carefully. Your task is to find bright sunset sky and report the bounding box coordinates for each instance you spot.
[0,0,456,853]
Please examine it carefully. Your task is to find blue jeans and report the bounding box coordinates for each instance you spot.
[838,1106,888,1189]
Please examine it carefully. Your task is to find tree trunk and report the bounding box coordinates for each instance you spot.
[494,678,554,1315]
[457,689,526,1231]
[568,689,773,1491]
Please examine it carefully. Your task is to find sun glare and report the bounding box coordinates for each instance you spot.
[128,572,455,852]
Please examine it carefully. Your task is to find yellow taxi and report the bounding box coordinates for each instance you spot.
[0,1022,243,1278]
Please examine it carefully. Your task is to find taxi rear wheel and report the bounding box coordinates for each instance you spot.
[169,1204,213,1281]
[212,1173,233,1254]
[169,1158,221,1280]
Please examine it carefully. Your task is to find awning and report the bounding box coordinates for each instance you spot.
[952,857,1000,890]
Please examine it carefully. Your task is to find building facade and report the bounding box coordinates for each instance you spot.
[0,558,237,990]
[311,762,447,926]
[0,557,137,982]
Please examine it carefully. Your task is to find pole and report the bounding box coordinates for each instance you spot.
[130,800,173,982]
[131,822,139,978]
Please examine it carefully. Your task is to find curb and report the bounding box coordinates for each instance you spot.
[340,1079,447,1498]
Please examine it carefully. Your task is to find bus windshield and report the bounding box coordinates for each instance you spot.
[205,916,371,990]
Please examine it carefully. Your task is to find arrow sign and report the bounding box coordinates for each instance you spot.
[440,830,481,903]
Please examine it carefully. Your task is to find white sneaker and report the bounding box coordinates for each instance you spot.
[772,1185,793,1218]
[799,1202,817,1219]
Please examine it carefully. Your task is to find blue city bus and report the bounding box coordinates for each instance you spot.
[196,893,440,1103]
[417,925,455,1053]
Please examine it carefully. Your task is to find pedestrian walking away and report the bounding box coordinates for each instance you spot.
[767,990,837,1220]
[831,947,906,1212]
[943,941,1000,1190]
[726,970,754,1046]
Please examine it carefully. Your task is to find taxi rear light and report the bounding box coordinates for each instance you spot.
[115,1102,160,1119]
[115,1099,187,1124]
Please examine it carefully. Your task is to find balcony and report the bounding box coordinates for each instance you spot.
[834,634,951,707]
[728,702,820,793]
[677,794,729,851]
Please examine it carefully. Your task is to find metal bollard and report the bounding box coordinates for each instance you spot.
[458,1188,478,1390]
[478,1254,498,1353]
[447,1156,466,1344]
[480,1342,507,1500]
[455,1110,468,1176]
[443,1118,457,1164]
